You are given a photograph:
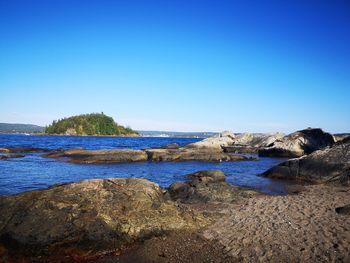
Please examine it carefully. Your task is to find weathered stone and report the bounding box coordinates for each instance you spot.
[261,137,350,184]
[162,143,180,149]
[259,128,335,158]
[169,170,259,203]
[0,147,49,153]
[0,154,25,160]
[43,148,148,164]
[185,131,235,150]
[234,132,284,148]
[145,148,252,162]
[0,178,208,256]
[187,170,226,184]
[223,133,284,154]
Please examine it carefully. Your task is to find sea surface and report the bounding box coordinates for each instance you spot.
[0,134,290,196]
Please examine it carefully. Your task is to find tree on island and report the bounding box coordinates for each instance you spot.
[45,113,139,136]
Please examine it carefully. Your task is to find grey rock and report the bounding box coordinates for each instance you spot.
[259,128,335,158]
[261,136,350,184]
[185,131,235,150]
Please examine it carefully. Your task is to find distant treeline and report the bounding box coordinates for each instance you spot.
[0,123,44,134]
[45,113,139,136]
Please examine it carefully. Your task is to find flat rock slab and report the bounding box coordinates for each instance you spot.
[42,148,253,164]
[42,148,148,163]
[0,147,49,153]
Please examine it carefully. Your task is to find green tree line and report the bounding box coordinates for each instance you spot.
[45,113,139,136]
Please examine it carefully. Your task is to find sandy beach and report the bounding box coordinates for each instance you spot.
[80,184,350,263]
[203,184,350,262]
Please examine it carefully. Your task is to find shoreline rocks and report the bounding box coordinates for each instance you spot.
[258,128,335,158]
[185,131,235,150]
[261,136,350,184]
[0,147,49,153]
[42,148,148,164]
[42,147,254,164]
[0,178,209,257]
[168,170,260,203]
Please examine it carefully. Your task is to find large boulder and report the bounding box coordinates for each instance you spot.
[261,137,350,185]
[168,170,259,203]
[258,128,335,157]
[42,148,148,163]
[234,132,284,148]
[185,131,235,150]
[0,178,208,257]
[223,133,285,153]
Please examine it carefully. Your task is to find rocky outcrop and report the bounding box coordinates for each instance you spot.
[0,178,208,257]
[261,137,350,184]
[145,148,252,162]
[258,128,335,158]
[168,170,259,203]
[42,148,148,163]
[185,131,235,150]
[223,133,284,154]
[234,132,285,147]
[0,147,49,153]
[43,147,253,163]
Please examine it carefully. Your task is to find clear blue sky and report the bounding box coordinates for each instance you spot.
[0,0,349,133]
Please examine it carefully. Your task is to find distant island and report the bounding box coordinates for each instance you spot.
[45,113,139,136]
[0,123,45,134]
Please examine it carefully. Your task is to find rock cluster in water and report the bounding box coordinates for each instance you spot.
[258,128,335,157]
[261,136,350,184]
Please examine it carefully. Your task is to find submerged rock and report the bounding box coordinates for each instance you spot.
[258,128,335,158]
[0,147,49,153]
[0,154,25,160]
[261,137,350,184]
[0,178,208,257]
[168,170,259,203]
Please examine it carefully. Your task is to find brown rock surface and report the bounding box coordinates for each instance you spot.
[168,170,259,204]
[0,147,49,153]
[0,178,208,258]
[43,148,148,163]
[185,131,235,150]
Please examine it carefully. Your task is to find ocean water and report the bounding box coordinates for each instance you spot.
[0,134,289,196]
